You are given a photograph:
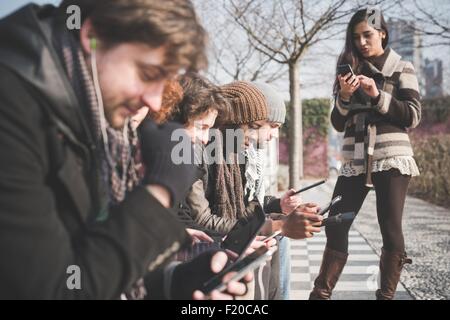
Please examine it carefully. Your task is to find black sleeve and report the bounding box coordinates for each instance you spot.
[263,196,282,214]
[0,67,188,299]
[176,201,200,228]
[175,201,222,238]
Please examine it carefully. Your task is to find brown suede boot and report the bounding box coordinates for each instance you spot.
[375,247,412,300]
[309,247,348,300]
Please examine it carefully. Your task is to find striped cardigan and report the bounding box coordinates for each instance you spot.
[331,48,421,186]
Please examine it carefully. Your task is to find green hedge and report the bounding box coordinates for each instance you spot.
[280,98,330,143]
[409,134,450,208]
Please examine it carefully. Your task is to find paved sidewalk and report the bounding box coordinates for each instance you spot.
[290,230,412,300]
[353,186,450,300]
[287,179,416,300]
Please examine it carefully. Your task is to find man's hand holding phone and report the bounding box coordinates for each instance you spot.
[200,246,276,297]
[236,235,277,259]
[293,202,320,215]
[170,250,253,300]
[280,189,303,214]
[281,180,326,215]
[186,228,214,244]
[281,211,323,239]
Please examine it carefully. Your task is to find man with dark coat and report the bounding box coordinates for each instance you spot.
[0,1,250,299]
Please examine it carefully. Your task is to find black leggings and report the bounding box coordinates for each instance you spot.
[326,169,411,254]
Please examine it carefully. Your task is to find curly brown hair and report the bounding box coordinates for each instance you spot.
[147,80,184,124]
[171,73,229,126]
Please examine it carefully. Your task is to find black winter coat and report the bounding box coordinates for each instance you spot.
[0,4,188,299]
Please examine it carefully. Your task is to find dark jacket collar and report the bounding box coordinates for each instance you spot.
[0,4,90,144]
[364,47,402,78]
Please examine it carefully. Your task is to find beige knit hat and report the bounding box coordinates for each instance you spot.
[219,81,268,125]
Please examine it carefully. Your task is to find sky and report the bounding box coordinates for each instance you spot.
[0,0,59,17]
[195,0,450,99]
[1,0,448,99]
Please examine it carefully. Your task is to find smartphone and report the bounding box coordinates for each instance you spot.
[337,64,355,77]
[293,180,326,195]
[262,230,282,243]
[201,246,277,294]
[221,201,266,260]
[318,195,342,216]
[321,212,355,227]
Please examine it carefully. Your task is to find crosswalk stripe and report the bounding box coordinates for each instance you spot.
[333,281,406,292]
[294,237,366,243]
[291,282,406,293]
[291,260,309,267]
[307,254,379,261]
[290,290,310,300]
[298,244,373,251]
[290,273,311,282]
[307,266,379,274]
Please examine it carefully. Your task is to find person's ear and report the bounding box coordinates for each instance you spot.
[80,18,96,55]
[380,30,386,40]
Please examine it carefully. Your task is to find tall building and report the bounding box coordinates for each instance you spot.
[388,18,424,95]
[423,58,444,98]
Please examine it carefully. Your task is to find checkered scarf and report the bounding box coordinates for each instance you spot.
[243,143,265,204]
[58,32,141,205]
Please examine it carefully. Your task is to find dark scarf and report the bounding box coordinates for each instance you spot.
[56,30,141,208]
[208,129,248,221]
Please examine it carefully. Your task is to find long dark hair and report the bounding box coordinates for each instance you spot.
[333,9,389,95]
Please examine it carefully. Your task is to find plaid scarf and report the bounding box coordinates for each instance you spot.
[58,32,141,207]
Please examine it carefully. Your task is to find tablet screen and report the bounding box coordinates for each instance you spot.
[220,201,266,260]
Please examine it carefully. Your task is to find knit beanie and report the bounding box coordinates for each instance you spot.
[252,82,286,124]
[219,81,268,125]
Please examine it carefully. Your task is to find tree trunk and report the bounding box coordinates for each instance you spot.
[288,61,303,189]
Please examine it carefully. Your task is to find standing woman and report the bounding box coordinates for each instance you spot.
[310,9,421,300]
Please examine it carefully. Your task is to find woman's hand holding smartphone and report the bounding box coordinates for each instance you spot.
[337,64,359,101]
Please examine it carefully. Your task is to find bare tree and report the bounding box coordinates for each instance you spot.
[211,24,287,83]
[194,0,287,84]
[225,0,378,188]
[398,0,450,47]
[389,0,450,95]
